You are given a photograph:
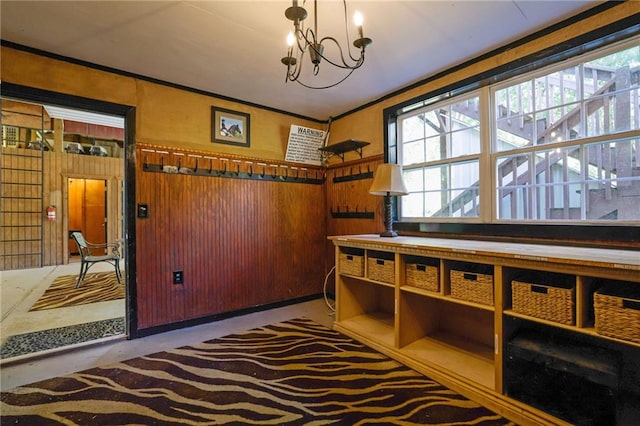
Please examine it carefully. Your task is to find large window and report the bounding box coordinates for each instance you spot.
[396,37,639,223]
[399,94,482,219]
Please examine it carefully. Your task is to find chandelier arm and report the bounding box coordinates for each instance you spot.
[339,0,362,63]
[316,36,365,69]
[286,48,307,82]
[294,67,357,90]
[295,27,317,54]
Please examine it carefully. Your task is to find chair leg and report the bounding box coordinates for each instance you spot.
[114,260,122,283]
[76,262,87,288]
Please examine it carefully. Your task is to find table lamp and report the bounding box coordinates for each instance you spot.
[369,163,408,237]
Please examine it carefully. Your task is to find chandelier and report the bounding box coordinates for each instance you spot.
[281,0,372,89]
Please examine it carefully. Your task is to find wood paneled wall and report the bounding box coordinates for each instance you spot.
[135,145,327,329]
[43,151,123,266]
[325,156,385,238]
[323,155,385,284]
[1,146,124,269]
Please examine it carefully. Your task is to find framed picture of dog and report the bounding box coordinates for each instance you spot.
[211,106,250,147]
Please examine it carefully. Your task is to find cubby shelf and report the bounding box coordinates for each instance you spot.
[330,234,640,426]
[401,285,496,312]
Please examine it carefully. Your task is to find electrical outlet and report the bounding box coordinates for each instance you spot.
[173,270,184,284]
[137,203,149,218]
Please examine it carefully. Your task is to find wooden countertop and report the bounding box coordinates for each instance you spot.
[328,234,640,272]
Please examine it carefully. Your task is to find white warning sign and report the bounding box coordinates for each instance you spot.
[285,125,327,166]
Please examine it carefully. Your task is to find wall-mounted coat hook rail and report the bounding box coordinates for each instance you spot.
[189,154,201,173]
[330,205,374,219]
[232,160,241,176]
[333,163,374,183]
[270,164,279,179]
[141,148,324,185]
[143,150,170,173]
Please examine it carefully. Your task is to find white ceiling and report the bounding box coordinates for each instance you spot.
[1,1,603,121]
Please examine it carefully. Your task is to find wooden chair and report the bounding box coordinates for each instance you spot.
[70,231,122,288]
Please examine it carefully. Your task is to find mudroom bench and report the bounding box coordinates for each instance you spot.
[329,234,640,426]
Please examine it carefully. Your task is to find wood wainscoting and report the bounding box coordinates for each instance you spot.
[135,145,327,329]
[323,155,385,277]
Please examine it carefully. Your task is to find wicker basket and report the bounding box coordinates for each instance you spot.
[338,248,364,277]
[512,280,575,325]
[594,283,640,344]
[406,258,439,292]
[367,253,395,284]
[450,270,494,305]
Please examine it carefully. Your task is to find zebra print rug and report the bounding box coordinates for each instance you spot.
[0,318,514,425]
[0,317,125,359]
[29,271,124,311]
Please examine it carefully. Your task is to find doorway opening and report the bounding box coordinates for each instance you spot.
[1,96,129,360]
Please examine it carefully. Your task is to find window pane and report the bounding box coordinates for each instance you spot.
[399,94,480,162]
[494,42,639,153]
[497,138,640,221]
[583,138,640,220]
[401,114,426,141]
[402,140,425,165]
[401,161,479,218]
[496,154,532,219]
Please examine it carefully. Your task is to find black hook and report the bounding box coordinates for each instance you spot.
[271,165,278,179]
[248,164,253,177]
[194,158,198,172]
[220,161,227,175]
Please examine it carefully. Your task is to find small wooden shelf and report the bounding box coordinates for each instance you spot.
[401,285,495,312]
[340,273,395,289]
[319,139,370,161]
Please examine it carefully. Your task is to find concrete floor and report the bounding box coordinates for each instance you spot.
[0,262,335,391]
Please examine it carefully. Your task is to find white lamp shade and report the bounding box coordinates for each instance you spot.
[369,163,408,196]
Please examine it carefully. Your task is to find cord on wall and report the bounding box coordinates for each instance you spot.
[323,265,336,313]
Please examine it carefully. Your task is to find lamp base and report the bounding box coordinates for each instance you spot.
[380,230,398,238]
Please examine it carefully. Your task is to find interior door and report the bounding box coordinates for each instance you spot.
[68,178,106,255]
[84,179,106,246]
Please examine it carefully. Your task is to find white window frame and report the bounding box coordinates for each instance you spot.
[394,36,640,225]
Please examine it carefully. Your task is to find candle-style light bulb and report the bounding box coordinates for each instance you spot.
[286,31,295,47]
[353,11,364,38]
[354,11,364,27]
